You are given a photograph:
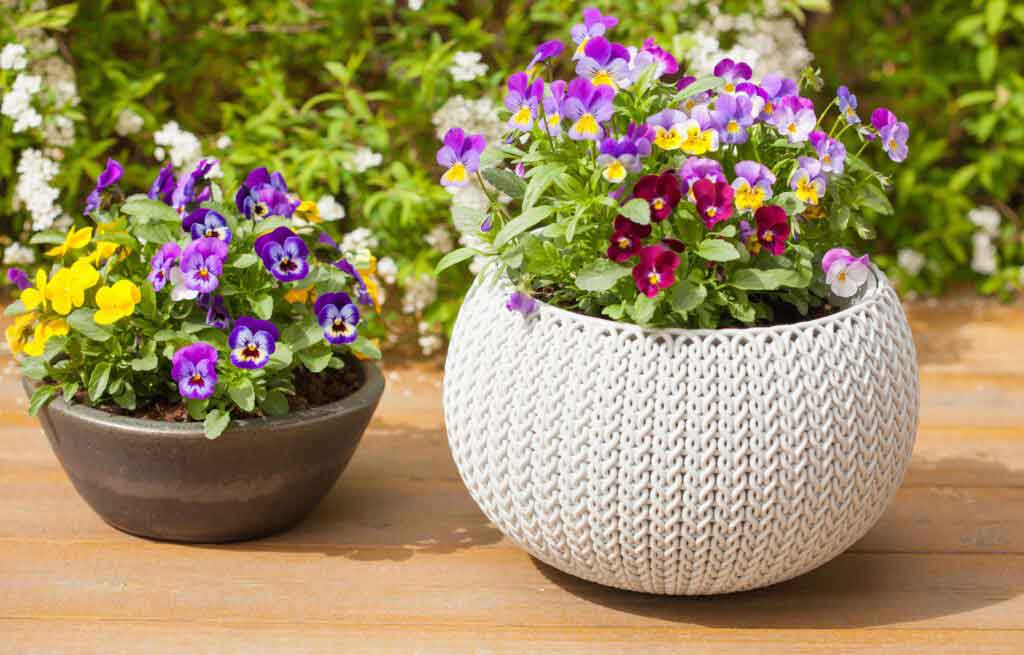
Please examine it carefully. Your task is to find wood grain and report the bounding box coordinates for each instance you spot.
[1,292,1023,653]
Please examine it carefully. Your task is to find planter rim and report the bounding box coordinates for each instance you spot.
[25,359,384,440]
[490,264,892,338]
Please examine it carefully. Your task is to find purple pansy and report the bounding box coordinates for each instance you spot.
[570,7,618,58]
[562,77,615,141]
[235,167,299,220]
[148,162,176,205]
[772,95,817,143]
[183,208,232,243]
[632,245,680,298]
[254,226,310,283]
[504,71,544,132]
[735,82,769,119]
[314,292,360,344]
[200,293,232,329]
[676,76,714,112]
[180,237,228,294]
[335,258,374,306]
[506,291,539,316]
[437,128,487,187]
[528,40,564,71]
[171,343,218,401]
[575,36,631,89]
[7,267,30,291]
[607,215,651,262]
[641,38,678,77]
[871,108,898,132]
[713,58,753,94]
[633,172,682,222]
[692,178,734,229]
[732,160,776,214]
[596,137,641,183]
[809,130,847,174]
[625,122,655,157]
[755,205,790,256]
[228,316,279,369]
[789,156,827,206]
[541,79,568,136]
[84,158,123,215]
[837,86,860,125]
[711,93,754,145]
[822,248,871,297]
[679,157,726,201]
[738,220,756,245]
[148,242,182,292]
[872,109,909,162]
[759,74,798,120]
[171,159,216,212]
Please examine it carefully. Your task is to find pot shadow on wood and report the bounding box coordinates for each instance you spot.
[532,452,1024,630]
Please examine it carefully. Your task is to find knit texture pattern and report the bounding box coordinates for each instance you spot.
[444,272,919,594]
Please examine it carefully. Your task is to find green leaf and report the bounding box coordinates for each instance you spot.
[730,268,804,291]
[28,231,68,245]
[43,336,67,362]
[15,3,77,29]
[253,294,274,320]
[522,164,564,210]
[575,260,631,292]
[68,309,113,342]
[262,391,290,417]
[121,197,180,223]
[978,45,998,82]
[135,222,177,244]
[986,0,1007,34]
[267,342,293,369]
[231,253,259,268]
[113,386,137,411]
[773,192,806,216]
[630,294,659,324]
[480,167,526,199]
[28,385,57,417]
[350,336,382,360]
[4,300,28,317]
[298,343,333,373]
[618,198,651,225]
[130,352,158,371]
[229,378,256,412]
[494,206,555,248]
[21,357,47,381]
[435,247,481,275]
[204,409,231,440]
[88,363,112,402]
[62,382,80,404]
[670,281,707,314]
[696,239,741,262]
[672,75,724,103]
[139,283,158,320]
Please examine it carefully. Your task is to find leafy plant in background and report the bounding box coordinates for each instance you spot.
[6,159,384,438]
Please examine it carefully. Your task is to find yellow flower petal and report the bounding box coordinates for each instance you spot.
[5,313,37,356]
[94,280,140,325]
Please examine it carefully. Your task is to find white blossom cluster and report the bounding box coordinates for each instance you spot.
[0,43,27,71]
[432,94,504,144]
[424,224,454,253]
[1,73,43,133]
[316,195,346,222]
[115,108,144,136]
[968,206,1000,275]
[14,148,62,231]
[408,0,424,9]
[897,248,925,277]
[345,147,383,173]
[340,227,379,254]
[377,256,398,285]
[401,273,438,315]
[154,120,204,169]
[417,321,443,356]
[2,241,34,265]
[449,51,488,83]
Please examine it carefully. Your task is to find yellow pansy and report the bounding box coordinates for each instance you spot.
[284,287,316,304]
[89,241,120,265]
[20,269,49,311]
[94,280,141,325]
[5,312,37,355]
[45,226,93,258]
[46,259,100,316]
[22,318,69,358]
[294,200,321,224]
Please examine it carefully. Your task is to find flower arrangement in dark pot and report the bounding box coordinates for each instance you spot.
[439,8,919,595]
[6,158,386,543]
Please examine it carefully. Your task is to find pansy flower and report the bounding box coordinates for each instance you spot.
[772,95,816,143]
[562,77,615,141]
[254,226,310,283]
[229,316,279,369]
[314,292,360,344]
[94,280,141,326]
[646,108,687,150]
[180,237,228,294]
[640,38,678,77]
[872,108,909,162]
[22,318,69,358]
[789,156,827,205]
[625,122,655,157]
[570,7,618,59]
[541,79,568,137]
[632,245,680,298]
[809,131,846,174]
[693,179,734,229]
[596,137,641,183]
[235,167,299,220]
[46,260,100,316]
[676,76,713,113]
[84,158,123,215]
[148,242,182,292]
[711,93,754,145]
[504,71,544,132]
[527,40,564,74]
[732,161,776,214]
[713,58,753,94]
[633,172,682,222]
[759,73,798,119]
[837,86,860,125]
[44,225,92,258]
[506,291,539,316]
[735,82,768,119]
[171,343,218,401]
[437,128,486,187]
[171,159,216,212]
[607,215,652,262]
[680,157,726,202]
[822,248,871,298]
[575,36,631,89]
[738,220,756,248]
[200,293,231,329]
[335,258,374,306]
[148,162,176,205]
[183,208,232,243]
[6,268,30,291]
[754,205,790,256]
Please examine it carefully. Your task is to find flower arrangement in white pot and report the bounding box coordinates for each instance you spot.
[435,8,917,594]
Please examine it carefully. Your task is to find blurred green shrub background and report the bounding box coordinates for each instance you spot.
[2,0,1021,353]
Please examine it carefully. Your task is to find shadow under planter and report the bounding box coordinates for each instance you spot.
[27,360,384,544]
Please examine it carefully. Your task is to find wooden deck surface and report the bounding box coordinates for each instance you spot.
[2,294,1023,654]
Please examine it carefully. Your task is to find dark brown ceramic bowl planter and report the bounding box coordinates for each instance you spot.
[26,360,384,544]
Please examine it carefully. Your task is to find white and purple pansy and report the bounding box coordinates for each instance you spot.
[436,128,486,188]
[314,292,361,344]
[228,316,279,369]
[732,160,776,214]
[541,79,568,136]
[809,130,847,174]
[596,137,641,183]
[171,343,219,401]
[711,93,754,145]
[871,108,909,163]
[575,36,631,89]
[713,57,752,94]
[570,7,618,59]
[789,156,827,205]
[822,248,871,298]
[562,77,615,141]
[180,237,228,294]
[254,226,310,283]
[235,166,299,220]
[505,71,544,132]
[148,242,181,292]
[772,95,817,143]
[183,208,232,243]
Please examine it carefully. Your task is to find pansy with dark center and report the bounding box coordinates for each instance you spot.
[754,205,791,256]
[606,215,651,262]
[148,242,182,292]
[228,316,279,369]
[180,237,228,294]
[235,167,298,220]
[148,162,176,205]
[171,342,218,401]
[692,178,735,229]
[183,208,232,243]
[84,158,123,216]
[632,244,680,297]
[254,226,310,282]
[632,172,681,222]
[199,293,232,329]
[314,292,360,344]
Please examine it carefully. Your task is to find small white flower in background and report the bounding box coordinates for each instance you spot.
[449,51,488,82]
[2,73,43,133]
[377,256,398,285]
[0,43,27,71]
[432,95,504,144]
[897,248,925,276]
[2,242,35,266]
[43,115,74,147]
[968,206,1001,236]
[154,146,166,161]
[114,109,144,137]
[417,322,443,356]
[971,232,998,275]
[316,195,346,222]
[346,147,383,173]
[215,134,232,150]
[154,121,204,169]
[402,274,438,315]
[340,227,379,254]
[408,0,424,9]
[14,148,61,231]
[425,225,454,253]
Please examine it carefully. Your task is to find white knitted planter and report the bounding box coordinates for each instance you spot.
[444,270,918,595]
